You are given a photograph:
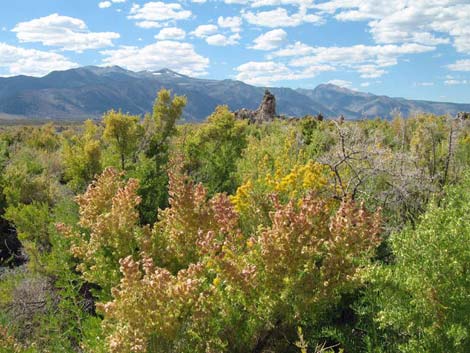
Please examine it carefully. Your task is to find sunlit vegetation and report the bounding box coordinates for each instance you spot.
[0,90,469,353]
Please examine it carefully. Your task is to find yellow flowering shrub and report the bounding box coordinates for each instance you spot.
[233,129,335,232]
[231,159,334,229]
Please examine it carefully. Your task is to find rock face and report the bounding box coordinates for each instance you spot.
[235,90,278,123]
[457,111,470,120]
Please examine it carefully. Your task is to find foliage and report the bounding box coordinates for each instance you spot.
[57,168,143,299]
[63,120,102,191]
[137,89,186,224]
[184,105,247,195]
[87,166,382,353]
[103,110,141,170]
[0,96,469,353]
[369,175,470,353]
[233,127,334,232]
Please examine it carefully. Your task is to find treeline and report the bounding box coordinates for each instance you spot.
[0,90,469,353]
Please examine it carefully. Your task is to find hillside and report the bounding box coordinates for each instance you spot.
[0,66,468,121]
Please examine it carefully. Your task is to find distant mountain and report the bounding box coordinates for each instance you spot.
[0,66,468,121]
[298,84,470,119]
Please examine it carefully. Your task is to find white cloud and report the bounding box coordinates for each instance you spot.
[223,0,251,4]
[316,1,470,54]
[155,27,186,40]
[242,7,322,27]
[235,61,293,86]
[135,21,163,29]
[360,82,371,87]
[128,2,191,28]
[101,40,209,76]
[0,42,78,76]
[273,42,434,78]
[218,16,242,32]
[448,59,470,72]
[444,79,468,85]
[191,24,218,38]
[251,29,287,50]
[327,79,352,88]
[355,65,386,78]
[206,33,240,46]
[250,0,315,7]
[192,23,241,46]
[99,0,126,8]
[415,82,434,87]
[99,1,112,8]
[223,0,315,6]
[12,13,119,52]
[235,60,334,86]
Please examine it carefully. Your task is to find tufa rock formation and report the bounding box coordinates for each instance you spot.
[457,111,470,121]
[235,90,278,123]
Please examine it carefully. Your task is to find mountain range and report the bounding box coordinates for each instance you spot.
[0,66,469,122]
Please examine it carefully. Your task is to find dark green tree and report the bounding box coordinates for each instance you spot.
[185,105,247,195]
[137,89,186,224]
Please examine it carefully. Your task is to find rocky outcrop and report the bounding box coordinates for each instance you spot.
[457,111,470,120]
[235,90,278,123]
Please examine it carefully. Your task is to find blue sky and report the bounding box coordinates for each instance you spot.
[0,0,469,102]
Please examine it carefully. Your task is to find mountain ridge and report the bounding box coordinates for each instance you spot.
[0,66,468,121]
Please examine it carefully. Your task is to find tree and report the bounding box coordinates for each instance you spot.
[137,89,186,224]
[63,119,102,191]
[185,105,247,195]
[103,110,141,170]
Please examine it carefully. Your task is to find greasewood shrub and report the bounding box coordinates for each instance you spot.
[62,165,381,353]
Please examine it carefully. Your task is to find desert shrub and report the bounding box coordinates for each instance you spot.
[184,105,247,196]
[62,119,102,192]
[61,164,382,353]
[368,174,470,352]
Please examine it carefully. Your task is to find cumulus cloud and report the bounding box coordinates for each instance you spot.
[206,33,240,46]
[235,60,334,86]
[128,2,191,28]
[12,13,120,52]
[327,79,352,88]
[99,0,126,8]
[191,24,219,38]
[415,82,434,87]
[223,0,315,7]
[249,0,315,7]
[448,59,470,71]
[98,1,112,8]
[101,40,209,76]
[251,29,287,50]
[218,16,242,32]
[155,27,186,40]
[445,79,468,85]
[315,1,470,54]
[223,0,251,4]
[0,42,78,76]
[242,7,322,27]
[192,23,240,46]
[272,42,434,78]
